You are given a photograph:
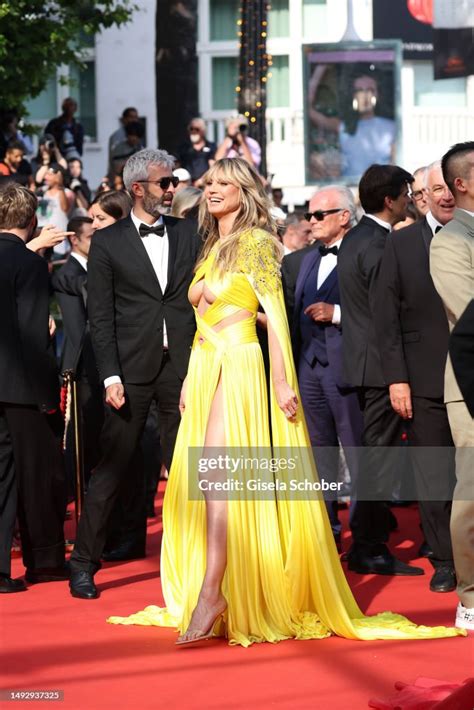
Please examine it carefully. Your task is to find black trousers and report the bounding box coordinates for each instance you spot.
[351,387,405,552]
[407,396,455,566]
[0,403,66,575]
[70,353,182,573]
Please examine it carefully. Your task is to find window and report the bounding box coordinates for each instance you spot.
[212,57,239,111]
[269,0,289,38]
[69,62,97,139]
[210,0,238,41]
[25,76,57,126]
[414,62,467,108]
[303,0,327,27]
[267,55,290,107]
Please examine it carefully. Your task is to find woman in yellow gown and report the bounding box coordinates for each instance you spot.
[108,158,464,646]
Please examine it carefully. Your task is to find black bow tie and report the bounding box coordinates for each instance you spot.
[139,222,165,237]
[319,245,338,257]
[435,225,442,234]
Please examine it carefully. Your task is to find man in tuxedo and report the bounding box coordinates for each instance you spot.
[0,183,67,592]
[52,217,102,490]
[430,141,474,630]
[282,186,363,549]
[337,164,424,577]
[69,149,201,599]
[374,161,456,592]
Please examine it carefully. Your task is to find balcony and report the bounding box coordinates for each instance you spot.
[204,104,473,206]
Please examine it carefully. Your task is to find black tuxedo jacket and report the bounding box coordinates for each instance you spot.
[337,215,390,388]
[374,218,449,398]
[281,243,317,325]
[87,215,201,383]
[52,256,98,385]
[0,232,58,410]
[450,299,474,417]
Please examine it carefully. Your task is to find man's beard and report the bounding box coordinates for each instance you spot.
[142,188,172,218]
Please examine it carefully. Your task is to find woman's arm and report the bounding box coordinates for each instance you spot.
[267,318,298,419]
[57,188,69,213]
[308,64,340,133]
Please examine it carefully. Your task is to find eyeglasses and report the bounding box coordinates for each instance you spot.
[304,208,343,222]
[411,189,425,201]
[136,176,180,190]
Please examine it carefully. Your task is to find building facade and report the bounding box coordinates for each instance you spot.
[25,0,474,205]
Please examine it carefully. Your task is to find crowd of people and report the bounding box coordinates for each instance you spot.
[0,103,473,647]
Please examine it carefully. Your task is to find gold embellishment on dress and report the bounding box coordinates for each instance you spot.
[236,228,281,295]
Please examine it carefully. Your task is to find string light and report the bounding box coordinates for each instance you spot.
[235,1,271,174]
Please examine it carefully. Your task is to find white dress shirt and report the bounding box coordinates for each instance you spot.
[365,213,392,232]
[104,210,169,389]
[317,238,343,326]
[70,251,88,271]
[426,210,443,235]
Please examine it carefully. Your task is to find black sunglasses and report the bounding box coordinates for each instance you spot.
[304,208,344,222]
[136,176,180,190]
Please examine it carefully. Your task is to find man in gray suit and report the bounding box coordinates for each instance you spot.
[430,141,474,631]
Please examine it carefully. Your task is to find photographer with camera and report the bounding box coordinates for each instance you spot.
[215,114,261,170]
[67,158,91,212]
[32,135,67,188]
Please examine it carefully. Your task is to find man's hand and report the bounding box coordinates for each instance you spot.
[105,383,125,410]
[304,302,335,322]
[389,382,413,420]
[48,315,56,338]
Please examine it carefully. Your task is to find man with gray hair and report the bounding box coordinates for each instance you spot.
[69,149,201,599]
[282,185,362,549]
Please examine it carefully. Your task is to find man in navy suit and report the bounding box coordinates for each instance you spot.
[282,186,363,548]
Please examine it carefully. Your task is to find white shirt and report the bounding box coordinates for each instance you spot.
[70,252,88,272]
[104,210,169,389]
[317,238,342,326]
[426,211,443,236]
[365,213,392,232]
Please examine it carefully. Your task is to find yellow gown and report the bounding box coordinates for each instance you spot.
[108,228,464,646]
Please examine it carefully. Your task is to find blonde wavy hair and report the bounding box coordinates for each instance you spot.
[196,158,280,274]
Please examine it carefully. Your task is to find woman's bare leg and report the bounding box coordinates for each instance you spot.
[178,377,228,641]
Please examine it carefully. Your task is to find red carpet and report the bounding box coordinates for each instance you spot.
[1,489,472,710]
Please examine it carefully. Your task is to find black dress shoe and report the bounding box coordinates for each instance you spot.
[25,562,70,584]
[430,566,456,593]
[418,540,433,558]
[0,575,27,593]
[347,551,424,576]
[102,541,146,562]
[69,570,99,599]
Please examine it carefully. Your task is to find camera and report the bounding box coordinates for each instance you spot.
[45,140,55,151]
[239,123,247,133]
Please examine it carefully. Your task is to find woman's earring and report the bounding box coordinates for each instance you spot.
[370,95,377,108]
[352,97,359,112]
